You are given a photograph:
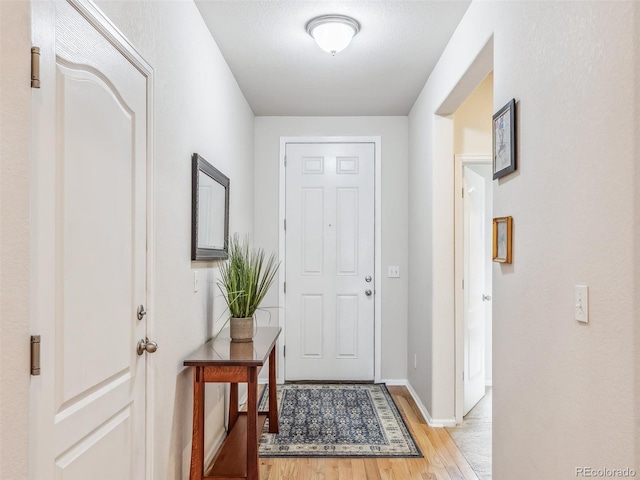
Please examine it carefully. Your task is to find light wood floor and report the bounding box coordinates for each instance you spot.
[257,386,480,480]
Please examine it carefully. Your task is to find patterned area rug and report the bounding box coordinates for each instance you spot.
[258,383,422,458]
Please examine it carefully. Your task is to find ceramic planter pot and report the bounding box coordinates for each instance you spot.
[230,317,254,342]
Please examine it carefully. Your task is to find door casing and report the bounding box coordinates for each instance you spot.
[278,136,382,384]
[29,0,156,478]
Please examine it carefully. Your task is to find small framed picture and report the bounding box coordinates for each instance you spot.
[493,98,516,180]
[493,216,513,263]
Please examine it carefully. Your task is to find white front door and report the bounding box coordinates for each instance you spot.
[285,143,375,381]
[463,165,491,414]
[30,2,150,478]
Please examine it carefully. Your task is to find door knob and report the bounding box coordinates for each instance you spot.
[137,338,158,355]
[482,294,492,301]
[365,289,372,297]
[365,276,372,283]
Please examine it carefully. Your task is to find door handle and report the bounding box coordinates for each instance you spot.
[137,338,158,355]
[365,289,372,297]
[482,294,492,301]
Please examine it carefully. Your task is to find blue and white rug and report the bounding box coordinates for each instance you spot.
[258,383,422,458]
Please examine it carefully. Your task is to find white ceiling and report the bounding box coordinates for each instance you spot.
[195,1,471,116]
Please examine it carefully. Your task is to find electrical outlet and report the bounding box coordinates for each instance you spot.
[388,266,400,278]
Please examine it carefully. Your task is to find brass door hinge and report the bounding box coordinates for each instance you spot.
[31,47,41,89]
[31,335,41,375]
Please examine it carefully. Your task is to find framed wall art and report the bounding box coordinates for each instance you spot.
[492,216,513,263]
[191,153,230,260]
[492,98,516,180]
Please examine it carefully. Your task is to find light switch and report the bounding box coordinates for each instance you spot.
[575,285,588,323]
[194,271,199,293]
[388,266,400,278]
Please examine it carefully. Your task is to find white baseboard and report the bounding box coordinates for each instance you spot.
[405,381,456,428]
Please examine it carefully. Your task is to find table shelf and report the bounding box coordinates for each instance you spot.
[205,413,268,479]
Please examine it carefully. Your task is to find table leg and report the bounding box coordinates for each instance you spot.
[229,383,238,431]
[268,347,279,434]
[247,367,258,480]
[189,367,205,480]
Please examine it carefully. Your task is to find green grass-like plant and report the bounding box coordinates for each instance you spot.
[218,234,280,319]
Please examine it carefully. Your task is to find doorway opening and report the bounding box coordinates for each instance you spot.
[451,73,494,480]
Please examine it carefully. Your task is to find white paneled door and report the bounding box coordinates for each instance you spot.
[30,2,150,479]
[463,166,488,415]
[285,143,375,381]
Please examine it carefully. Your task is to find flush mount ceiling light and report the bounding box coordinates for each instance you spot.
[306,15,360,56]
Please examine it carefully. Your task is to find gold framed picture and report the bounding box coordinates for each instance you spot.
[492,216,513,263]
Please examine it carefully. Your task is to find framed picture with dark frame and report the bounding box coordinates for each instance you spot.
[492,216,513,263]
[492,98,516,180]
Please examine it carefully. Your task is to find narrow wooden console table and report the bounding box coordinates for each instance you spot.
[184,327,281,480]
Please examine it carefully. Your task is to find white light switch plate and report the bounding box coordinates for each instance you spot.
[388,266,400,278]
[194,271,199,293]
[575,285,588,323]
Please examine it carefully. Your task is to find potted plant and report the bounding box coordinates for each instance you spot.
[218,234,279,342]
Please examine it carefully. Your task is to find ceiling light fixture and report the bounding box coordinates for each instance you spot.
[306,15,360,56]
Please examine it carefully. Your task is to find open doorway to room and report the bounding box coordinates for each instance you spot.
[450,72,494,480]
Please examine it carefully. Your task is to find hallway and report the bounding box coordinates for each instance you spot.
[1,1,638,479]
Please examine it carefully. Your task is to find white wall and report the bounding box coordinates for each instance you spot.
[409,1,639,478]
[454,73,493,156]
[254,117,409,381]
[93,2,255,478]
[0,2,31,478]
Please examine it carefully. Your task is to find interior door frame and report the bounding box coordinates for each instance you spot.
[29,0,156,478]
[454,154,491,424]
[278,136,382,383]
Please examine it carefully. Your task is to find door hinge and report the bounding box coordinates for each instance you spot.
[283,345,286,357]
[31,335,41,376]
[462,279,464,289]
[284,281,286,294]
[31,47,41,89]
[284,219,286,231]
[284,156,287,167]
[462,187,464,198]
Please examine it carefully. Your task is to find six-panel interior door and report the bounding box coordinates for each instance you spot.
[30,1,148,478]
[285,143,375,381]
[463,166,488,415]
